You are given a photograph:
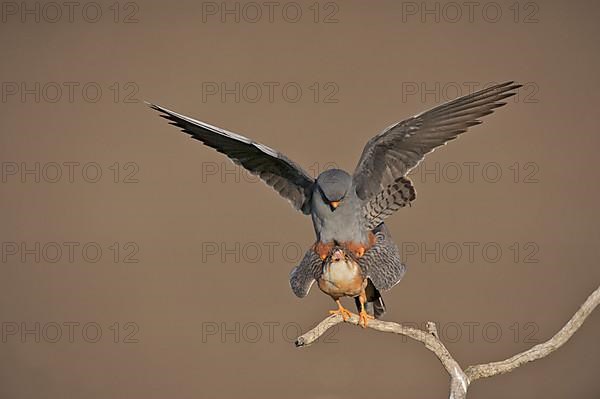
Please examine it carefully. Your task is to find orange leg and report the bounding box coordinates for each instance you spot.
[329,299,353,321]
[358,291,374,328]
[343,241,367,258]
[314,241,334,260]
[341,233,377,258]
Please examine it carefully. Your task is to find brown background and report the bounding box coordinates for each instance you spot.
[1,0,599,398]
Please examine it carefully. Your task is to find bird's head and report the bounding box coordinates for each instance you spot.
[330,247,346,263]
[315,169,352,211]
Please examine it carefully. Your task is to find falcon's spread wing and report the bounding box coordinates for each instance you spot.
[358,224,406,291]
[148,103,314,214]
[289,248,323,298]
[352,81,522,203]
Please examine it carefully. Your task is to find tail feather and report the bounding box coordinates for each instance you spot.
[372,294,386,318]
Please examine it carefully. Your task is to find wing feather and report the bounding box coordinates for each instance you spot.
[148,103,314,214]
[353,81,522,201]
[358,224,406,291]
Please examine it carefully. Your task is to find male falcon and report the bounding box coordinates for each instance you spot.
[148,81,521,327]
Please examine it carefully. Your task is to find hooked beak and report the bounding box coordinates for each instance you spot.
[329,201,340,210]
[331,248,345,262]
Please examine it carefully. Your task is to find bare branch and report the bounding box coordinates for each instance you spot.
[465,284,600,381]
[295,284,600,398]
[296,314,468,399]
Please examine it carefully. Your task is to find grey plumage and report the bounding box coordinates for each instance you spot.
[362,176,416,230]
[289,249,322,298]
[147,103,315,214]
[148,81,522,317]
[352,81,522,202]
[315,169,352,203]
[289,223,405,298]
[290,224,404,318]
[356,224,406,291]
[147,82,520,241]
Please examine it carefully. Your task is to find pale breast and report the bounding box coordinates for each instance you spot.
[318,257,366,298]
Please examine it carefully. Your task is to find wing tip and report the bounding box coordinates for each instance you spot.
[145,101,171,116]
[498,81,523,93]
[144,100,158,109]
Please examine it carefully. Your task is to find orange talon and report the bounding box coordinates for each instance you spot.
[358,297,374,328]
[359,310,374,328]
[329,300,353,321]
